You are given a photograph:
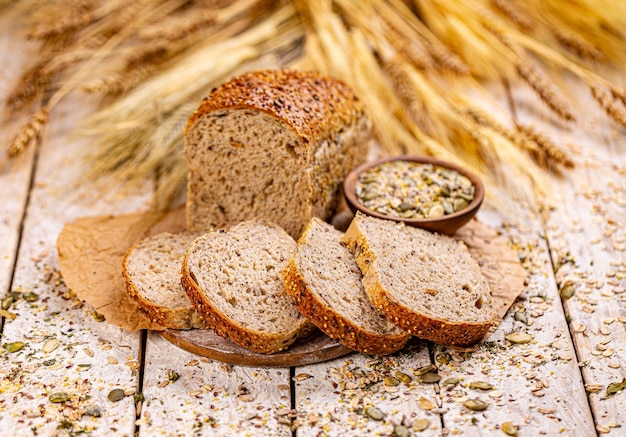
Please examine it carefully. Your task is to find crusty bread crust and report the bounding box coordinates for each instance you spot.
[123,276,207,330]
[184,69,371,238]
[361,270,492,347]
[282,257,410,355]
[181,222,316,354]
[181,262,315,354]
[185,69,366,146]
[342,214,494,347]
[122,235,206,330]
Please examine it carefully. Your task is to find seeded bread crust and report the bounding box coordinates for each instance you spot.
[181,220,315,354]
[184,69,370,238]
[122,232,206,330]
[282,219,410,355]
[342,213,495,347]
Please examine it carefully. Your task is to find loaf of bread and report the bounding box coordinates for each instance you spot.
[122,232,206,330]
[342,213,495,347]
[282,218,410,355]
[184,69,371,238]
[181,220,315,354]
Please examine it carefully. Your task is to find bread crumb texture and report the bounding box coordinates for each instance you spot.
[182,220,314,354]
[123,231,205,329]
[342,213,496,347]
[184,69,370,238]
[283,218,410,355]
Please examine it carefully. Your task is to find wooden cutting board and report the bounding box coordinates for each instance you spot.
[159,329,353,367]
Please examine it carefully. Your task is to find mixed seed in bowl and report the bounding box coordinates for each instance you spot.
[355,160,475,220]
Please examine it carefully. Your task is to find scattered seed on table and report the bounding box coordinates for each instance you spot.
[22,292,39,302]
[42,339,60,353]
[49,392,69,403]
[470,381,494,390]
[464,399,489,411]
[108,389,125,402]
[365,406,385,421]
[505,332,533,344]
[6,341,25,353]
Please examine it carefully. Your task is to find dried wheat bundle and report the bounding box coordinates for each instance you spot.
[3,0,277,158]
[294,0,560,202]
[79,3,302,212]
[415,0,626,128]
[2,0,625,208]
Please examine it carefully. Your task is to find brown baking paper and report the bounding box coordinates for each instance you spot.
[57,208,187,331]
[57,210,527,338]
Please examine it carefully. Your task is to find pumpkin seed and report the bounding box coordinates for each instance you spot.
[49,392,69,403]
[394,371,412,383]
[442,377,460,387]
[6,341,25,353]
[470,381,494,390]
[413,418,430,432]
[413,364,436,376]
[364,406,385,421]
[514,311,528,324]
[394,425,410,437]
[464,399,489,411]
[22,292,39,302]
[42,339,60,353]
[108,389,125,402]
[419,397,435,410]
[606,378,626,395]
[384,376,400,387]
[85,405,102,417]
[1,295,14,310]
[0,309,17,319]
[436,353,450,364]
[502,421,518,435]
[418,372,441,384]
[92,311,106,322]
[505,332,533,344]
[560,284,576,300]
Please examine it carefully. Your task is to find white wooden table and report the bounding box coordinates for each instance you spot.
[1,16,625,437]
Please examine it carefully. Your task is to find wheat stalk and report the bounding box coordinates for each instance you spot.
[83,0,263,96]
[79,4,301,207]
[4,0,191,159]
[590,84,626,129]
[7,108,49,157]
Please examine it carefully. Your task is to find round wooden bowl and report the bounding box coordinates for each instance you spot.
[343,155,484,235]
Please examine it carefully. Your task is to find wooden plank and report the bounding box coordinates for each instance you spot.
[138,332,292,436]
[292,83,595,435]
[434,206,595,436]
[0,81,152,435]
[0,18,38,296]
[293,343,442,436]
[511,78,626,434]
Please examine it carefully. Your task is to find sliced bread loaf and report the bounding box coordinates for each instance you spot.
[123,231,205,330]
[282,218,410,355]
[184,69,371,239]
[181,220,315,354]
[342,213,495,347]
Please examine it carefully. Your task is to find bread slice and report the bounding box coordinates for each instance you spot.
[123,232,206,330]
[282,218,410,355]
[181,220,315,354]
[342,213,495,347]
[184,69,371,238]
